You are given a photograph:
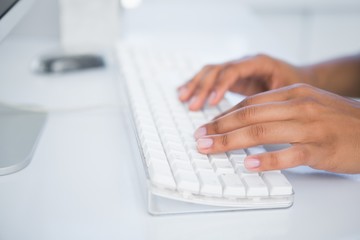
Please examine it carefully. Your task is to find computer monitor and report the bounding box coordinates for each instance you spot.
[0,0,47,176]
[0,0,34,41]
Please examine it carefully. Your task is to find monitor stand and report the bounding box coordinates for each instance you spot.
[0,104,47,176]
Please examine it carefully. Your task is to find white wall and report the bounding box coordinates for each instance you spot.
[9,0,360,65]
[247,1,360,64]
[123,0,360,64]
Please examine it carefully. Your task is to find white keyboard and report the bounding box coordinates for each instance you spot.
[117,46,294,211]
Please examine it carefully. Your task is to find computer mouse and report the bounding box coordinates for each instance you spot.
[33,54,105,74]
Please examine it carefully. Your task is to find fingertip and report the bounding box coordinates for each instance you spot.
[244,157,261,170]
[209,97,221,106]
[189,95,208,111]
[189,103,202,111]
[207,91,217,105]
[188,96,200,111]
[194,126,207,139]
[178,86,189,101]
[210,89,226,106]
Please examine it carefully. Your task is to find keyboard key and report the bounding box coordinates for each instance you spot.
[145,149,167,166]
[192,160,213,173]
[158,126,179,137]
[228,150,246,170]
[228,149,247,160]
[197,172,222,197]
[218,100,232,112]
[183,140,197,150]
[245,146,267,156]
[236,164,259,176]
[175,170,200,193]
[219,174,246,197]
[241,174,269,197]
[262,171,293,196]
[164,142,186,154]
[167,150,190,163]
[188,150,209,161]
[171,160,194,173]
[163,133,183,143]
[192,120,207,129]
[212,161,234,174]
[203,106,220,119]
[188,111,206,120]
[209,153,228,163]
[148,161,176,190]
[142,140,163,156]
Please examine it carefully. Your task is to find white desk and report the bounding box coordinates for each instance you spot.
[0,36,360,240]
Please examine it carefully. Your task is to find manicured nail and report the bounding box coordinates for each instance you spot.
[197,138,213,149]
[194,127,207,139]
[208,91,217,104]
[189,96,198,107]
[178,87,188,99]
[244,158,261,169]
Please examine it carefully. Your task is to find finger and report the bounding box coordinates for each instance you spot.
[213,83,313,120]
[177,83,191,102]
[206,80,234,106]
[244,144,310,171]
[212,102,242,120]
[205,66,236,106]
[195,101,296,138]
[180,54,274,106]
[212,90,287,121]
[200,56,273,107]
[212,55,274,94]
[178,65,215,102]
[198,56,270,106]
[196,121,304,154]
[236,83,318,109]
[188,66,222,110]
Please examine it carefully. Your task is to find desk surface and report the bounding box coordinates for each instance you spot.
[0,37,360,240]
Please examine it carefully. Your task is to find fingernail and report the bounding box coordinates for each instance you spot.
[194,127,207,139]
[178,87,188,99]
[208,91,217,104]
[244,158,261,169]
[197,138,213,149]
[189,96,198,107]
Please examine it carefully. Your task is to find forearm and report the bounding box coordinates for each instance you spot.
[302,54,360,97]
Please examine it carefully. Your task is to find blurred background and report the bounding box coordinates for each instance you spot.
[246,0,360,63]
[9,0,360,64]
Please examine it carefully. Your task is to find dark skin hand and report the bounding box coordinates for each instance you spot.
[178,54,360,174]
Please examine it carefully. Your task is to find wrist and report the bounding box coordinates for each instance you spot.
[298,66,322,88]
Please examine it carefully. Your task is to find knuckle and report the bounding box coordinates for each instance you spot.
[197,80,215,93]
[185,79,196,88]
[220,63,236,76]
[299,97,321,115]
[249,124,266,140]
[219,134,229,147]
[293,147,309,165]
[201,64,222,75]
[290,83,314,96]
[197,81,209,91]
[238,96,253,108]
[212,120,222,134]
[202,64,215,71]
[236,106,256,121]
[268,153,280,169]
[196,66,223,92]
[253,54,272,63]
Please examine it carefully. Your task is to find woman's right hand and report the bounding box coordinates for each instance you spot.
[178,54,313,111]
